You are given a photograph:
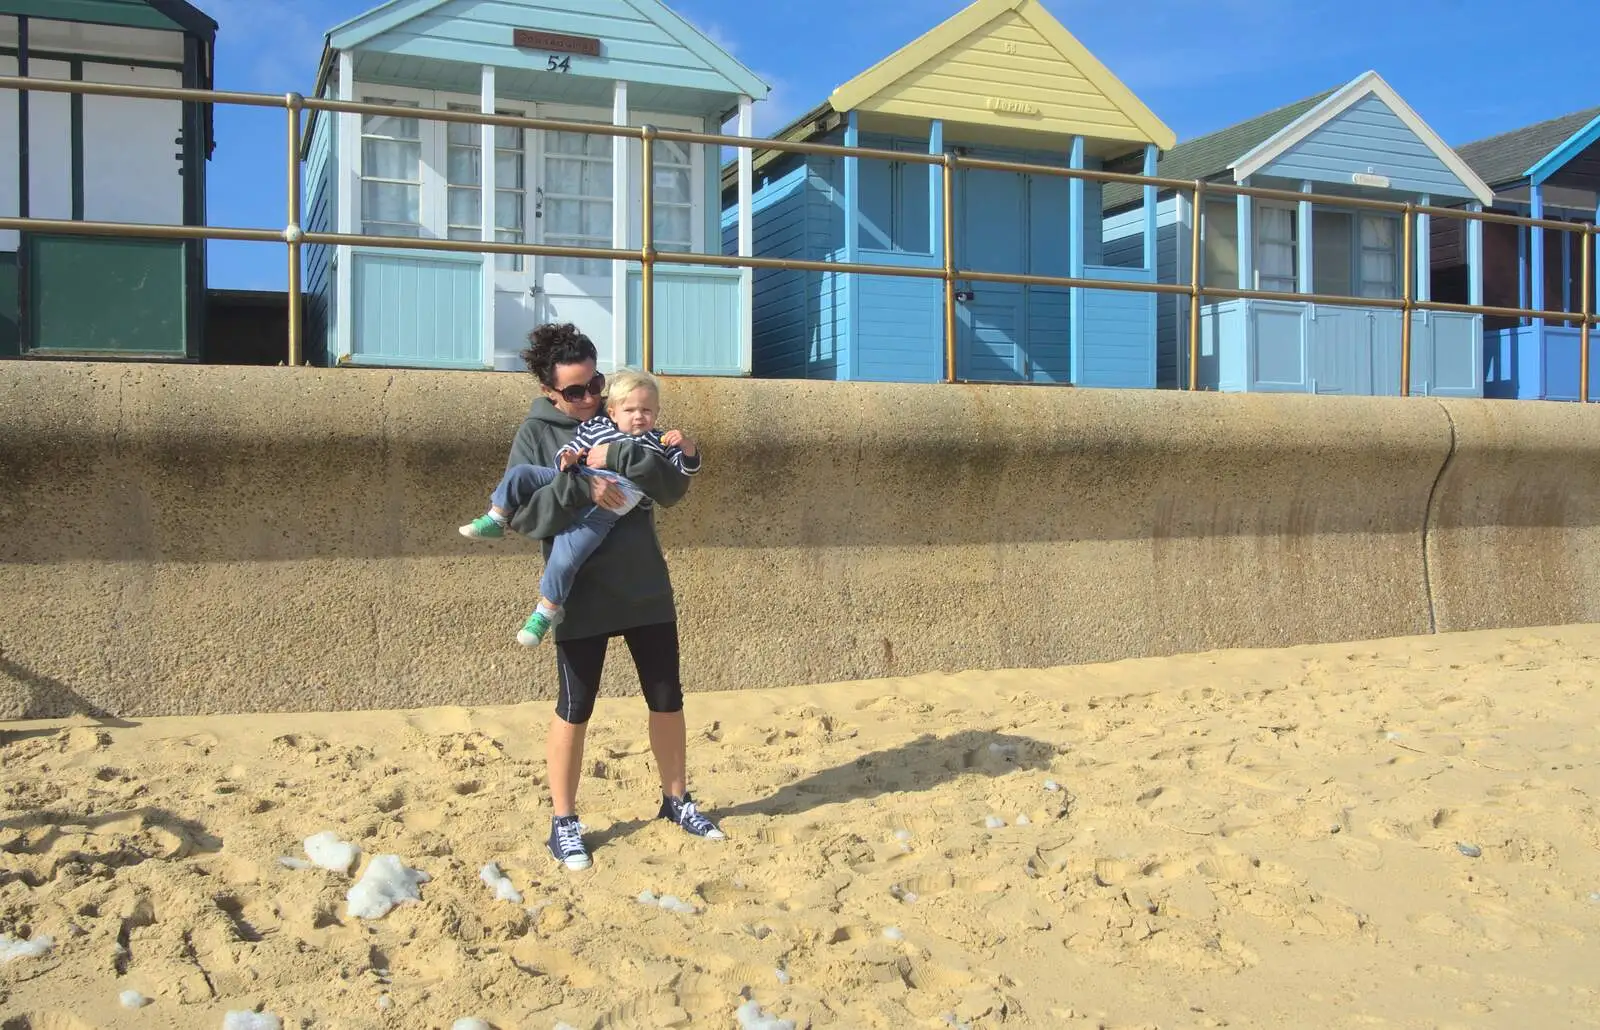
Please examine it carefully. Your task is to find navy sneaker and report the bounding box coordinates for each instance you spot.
[547,815,591,870]
[658,792,726,840]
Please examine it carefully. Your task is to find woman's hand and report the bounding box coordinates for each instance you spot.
[585,442,610,469]
[589,474,626,511]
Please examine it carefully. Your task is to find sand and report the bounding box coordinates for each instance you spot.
[2,625,1599,1029]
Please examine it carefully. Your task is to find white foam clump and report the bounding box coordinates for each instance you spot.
[1016,814,1031,826]
[1043,780,1062,792]
[0,933,53,962]
[119,989,151,1009]
[222,1012,281,1030]
[346,854,430,919]
[451,1019,492,1030]
[984,815,1006,829]
[479,862,523,903]
[636,889,696,914]
[277,856,312,870]
[775,967,791,985]
[305,831,361,874]
[736,999,796,1030]
[883,926,904,941]
[894,829,912,842]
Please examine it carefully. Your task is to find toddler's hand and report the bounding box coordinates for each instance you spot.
[558,450,582,471]
[663,429,697,457]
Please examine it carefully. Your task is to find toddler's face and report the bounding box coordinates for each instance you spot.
[609,386,659,435]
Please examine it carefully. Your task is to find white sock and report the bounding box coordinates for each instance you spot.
[537,600,561,619]
[488,510,508,525]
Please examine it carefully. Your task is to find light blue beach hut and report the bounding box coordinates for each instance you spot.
[1104,71,1496,396]
[720,0,1175,386]
[1441,108,1600,401]
[301,0,768,372]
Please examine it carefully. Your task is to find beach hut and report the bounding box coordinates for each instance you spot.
[1103,71,1495,396]
[302,0,767,372]
[0,0,217,360]
[1436,108,1599,401]
[720,0,1174,386]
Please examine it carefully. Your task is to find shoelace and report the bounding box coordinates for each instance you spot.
[677,800,714,832]
[555,820,585,853]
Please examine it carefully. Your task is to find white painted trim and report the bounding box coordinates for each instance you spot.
[1416,193,1430,304]
[737,94,755,377]
[1229,70,1496,207]
[1174,192,1192,385]
[335,50,357,363]
[612,80,629,371]
[1467,202,1484,308]
[1297,181,1313,294]
[480,64,496,369]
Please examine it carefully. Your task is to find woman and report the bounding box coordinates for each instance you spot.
[505,322,722,871]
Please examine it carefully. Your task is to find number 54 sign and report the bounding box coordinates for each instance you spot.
[514,28,602,72]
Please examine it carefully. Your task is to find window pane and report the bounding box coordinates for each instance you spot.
[653,139,692,166]
[1312,210,1353,297]
[495,151,523,189]
[447,146,481,186]
[362,139,420,182]
[365,222,421,238]
[547,199,580,236]
[582,200,611,237]
[1359,215,1398,299]
[362,110,418,140]
[446,226,478,242]
[362,181,419,225]
[447,119,475,147]
[495,124,521,150]
[655,206,692,247]
[495,190,523,232]
[1202,200,1237,290]
[1256,205,1296,292]
[651,167,692,205]
[448,187,480,228]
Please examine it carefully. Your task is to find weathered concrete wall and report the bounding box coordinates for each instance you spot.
[1428,399,1600,632]
[2,360,1547,720]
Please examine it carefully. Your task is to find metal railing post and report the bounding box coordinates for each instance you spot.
[943,153,957,384]
[640,125,655,374]
[1400,203,1414,397]
[285,93,304,368]
[1582,225,1593,404]
[1188,180,1205,391]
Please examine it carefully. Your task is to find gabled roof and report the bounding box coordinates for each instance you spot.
[0,0,216,36]
[829,0,1173,150]
[1102,89,1333,212]
[1527,111,1600,187]
[1456,106,1600,189]
[325,0,767,101]
[1230,70,1494,206]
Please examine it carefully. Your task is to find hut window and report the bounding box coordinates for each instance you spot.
[1312,210,1354,297]
[360,99,423,237]
[1254,204,1297,295]
[1201,199,1237,289]
[1358,214,1399,299]
[445,105,526,271]
[650,139,694,253]
[543,129,614,278]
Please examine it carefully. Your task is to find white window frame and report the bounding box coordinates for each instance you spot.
[444,100,527,271]
[1254,199,1298,295]
[1357,212,1401,300]
[348,85,707,262]
[358,94,424,238]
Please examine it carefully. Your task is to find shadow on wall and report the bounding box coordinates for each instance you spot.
[0,645,140,726]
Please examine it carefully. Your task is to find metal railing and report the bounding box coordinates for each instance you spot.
[1,75,1595,401]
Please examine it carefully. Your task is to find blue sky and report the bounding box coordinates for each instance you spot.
[202,0,1600,291]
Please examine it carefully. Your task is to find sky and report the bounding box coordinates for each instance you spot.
[200,0,1600,291]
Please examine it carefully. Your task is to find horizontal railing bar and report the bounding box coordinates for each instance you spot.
[0,74,282,108]
[1415,299,1580,322]
[0,215,284,243]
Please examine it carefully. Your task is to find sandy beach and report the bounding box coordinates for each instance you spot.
[2,624,1598,1028]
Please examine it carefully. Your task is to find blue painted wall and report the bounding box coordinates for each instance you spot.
[352,0,752,99]
[1257,95,1474,200]
[733,131,1152,385]
[350,249,482,367]
[302,92,336,366]
[1486,325,1597,401]
[625,264,742,374]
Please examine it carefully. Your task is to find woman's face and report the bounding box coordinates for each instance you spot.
[543,359,603,421]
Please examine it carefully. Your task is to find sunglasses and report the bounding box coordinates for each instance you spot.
[552,373,605,404]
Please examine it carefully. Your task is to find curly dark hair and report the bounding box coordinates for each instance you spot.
[520,322,599,387]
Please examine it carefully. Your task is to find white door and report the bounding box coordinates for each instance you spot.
[533,126,614,357]
[82,63,183,225]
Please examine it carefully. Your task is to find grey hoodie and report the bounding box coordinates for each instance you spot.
[504,396,692,641]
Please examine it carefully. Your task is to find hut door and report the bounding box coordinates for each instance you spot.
[955,166,1027,382]
[529,127,614,356]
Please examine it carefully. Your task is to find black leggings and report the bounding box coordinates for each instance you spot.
[553,621,683,725]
